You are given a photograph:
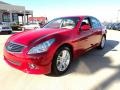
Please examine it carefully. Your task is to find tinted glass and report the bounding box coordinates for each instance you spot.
[43,17,79,29]
[91,17,101,28]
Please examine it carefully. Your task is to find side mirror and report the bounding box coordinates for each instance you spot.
[81,24,91,31]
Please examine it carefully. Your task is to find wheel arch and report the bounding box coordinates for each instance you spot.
[51,43,74,75]
[54,43,74,60]
[103,34,106,38]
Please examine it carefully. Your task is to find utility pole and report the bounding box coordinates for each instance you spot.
[117,9,120,22]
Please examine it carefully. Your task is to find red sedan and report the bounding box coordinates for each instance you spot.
[4,16,106,75]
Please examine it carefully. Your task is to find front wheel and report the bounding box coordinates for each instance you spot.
[51,47,72,76]
[8,31,12,34]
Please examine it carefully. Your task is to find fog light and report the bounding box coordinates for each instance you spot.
[29,63,36,69]
[28,63,39,69]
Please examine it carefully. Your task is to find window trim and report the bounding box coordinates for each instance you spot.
[90,17,102,29]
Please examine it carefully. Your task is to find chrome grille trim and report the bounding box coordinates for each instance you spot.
[2,27,10,29]
[6,42,25,52]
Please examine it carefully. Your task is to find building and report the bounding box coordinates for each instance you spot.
[29,17,48,23]
[0,1,33,24]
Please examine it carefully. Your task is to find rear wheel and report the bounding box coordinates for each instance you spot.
[98,36,106,49]
[51,47,72,76]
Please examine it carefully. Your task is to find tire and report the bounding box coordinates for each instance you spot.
[51,46,72,76]
[98,36,106,49]
[8,31,12,34]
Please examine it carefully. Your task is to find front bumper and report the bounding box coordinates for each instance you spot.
[4,50,52,74]
[0,29,12,32]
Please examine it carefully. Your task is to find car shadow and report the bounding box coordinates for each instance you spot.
[66,40,119,75]
[0,31,22,35]
[92,65,120,90]
[0,32,11,35]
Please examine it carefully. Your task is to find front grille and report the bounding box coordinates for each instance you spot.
[2,27,10,29]
[6,42,24,52]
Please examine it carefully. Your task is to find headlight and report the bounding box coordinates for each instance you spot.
[28,38,55,54]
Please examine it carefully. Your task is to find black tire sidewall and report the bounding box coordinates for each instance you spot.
[52,46,72,76]
[98,36,106,49]
[8,31,12,34]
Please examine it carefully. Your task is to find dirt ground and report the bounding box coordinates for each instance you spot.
[0,30,120,90]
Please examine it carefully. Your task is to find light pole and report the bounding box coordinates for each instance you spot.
[117,9,120,22]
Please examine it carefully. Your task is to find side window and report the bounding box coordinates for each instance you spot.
[91,17,101,29]
[61,19,76,29]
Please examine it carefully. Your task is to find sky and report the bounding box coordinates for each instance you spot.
[2,0,120,22]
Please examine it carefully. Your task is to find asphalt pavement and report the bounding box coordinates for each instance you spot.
[0,30,120,90]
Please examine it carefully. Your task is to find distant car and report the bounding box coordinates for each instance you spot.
[106,23,113,29]
[112,23,120,31]
[22,22,41,31]
[106,23,120,31]
[4,16,106,75]
[10,22,23,31]
[0,22,12,34]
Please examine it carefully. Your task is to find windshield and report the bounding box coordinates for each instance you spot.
[43,17,79,29]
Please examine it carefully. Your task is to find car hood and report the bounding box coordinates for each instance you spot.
[9,28,65,46]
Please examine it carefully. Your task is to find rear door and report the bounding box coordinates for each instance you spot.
[89,17,102,46]
[76,17,93,53]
